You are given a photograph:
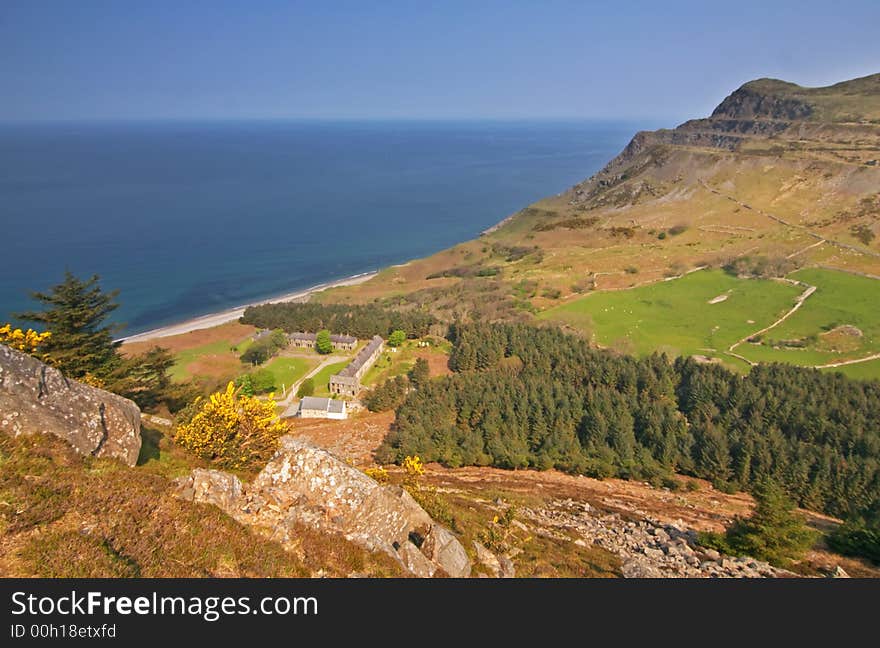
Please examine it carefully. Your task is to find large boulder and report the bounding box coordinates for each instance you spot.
[0,344,142,466]
[175,436,471,578]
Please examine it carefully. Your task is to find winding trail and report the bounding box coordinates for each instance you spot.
[727,279,817,363]
[725,278,880,371]
[276,354,348,409]
[814,353,880,369]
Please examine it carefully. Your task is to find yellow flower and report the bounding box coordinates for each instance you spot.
[364,466,390,483]
[402,455,425,478]
[0,323,51,354]
[174,381,286,468]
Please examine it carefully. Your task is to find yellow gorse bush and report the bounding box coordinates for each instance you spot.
[401,454,425,490]
[363,466,390,483]
[174,382,287,469]
[402,455,425,478]
[0,323,51,354]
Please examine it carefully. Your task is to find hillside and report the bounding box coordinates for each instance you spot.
[318,73,880,375]
[7,75,880,578]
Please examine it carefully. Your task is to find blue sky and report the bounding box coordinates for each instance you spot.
[1,0,878,122]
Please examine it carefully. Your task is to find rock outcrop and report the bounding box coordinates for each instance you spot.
[523,499,796,578]
[175,436,471,578]
[0,345,142,466]
[710,80,814,121]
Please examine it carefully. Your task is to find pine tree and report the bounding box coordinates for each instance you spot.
[408,357,430,389]
[724,480,817,566]
[16,272,121,379]
[105,345,176,407]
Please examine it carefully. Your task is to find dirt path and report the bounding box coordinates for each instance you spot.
[277,354,349,407]
[814,353,880,369]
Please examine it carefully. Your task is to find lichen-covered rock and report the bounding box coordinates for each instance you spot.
[0,344,141,466]
[419,524,471,578]
[175,436,471,578]
[180,468,243,511]
[397,541,437,578]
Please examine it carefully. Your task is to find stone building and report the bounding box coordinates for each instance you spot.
[288,331,358,351]
[287,396,347,420]
[329,335,384,397]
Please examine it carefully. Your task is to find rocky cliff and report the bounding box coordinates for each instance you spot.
[0,345,142,466]
[175,436,471,578]
[573,72,880,208]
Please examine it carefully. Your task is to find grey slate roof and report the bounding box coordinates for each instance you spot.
[289,332,357,344]
[336,335,384,377]
[298,396,345,414]
[330,375,358,386]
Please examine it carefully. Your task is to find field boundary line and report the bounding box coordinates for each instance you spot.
[698,180,880,260]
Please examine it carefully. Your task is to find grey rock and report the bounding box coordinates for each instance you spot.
[472,540,501,577]
[829,566,850,578]
[498,555,516,579]
[422,524,471,578]
[397,542,437,578]
[0,344,141,466]
[652,528,670,543]
[175,436,470,578]
[622,558,666,578]
[189,469,243,511]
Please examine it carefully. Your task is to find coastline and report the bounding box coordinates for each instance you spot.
[117,271,377,344]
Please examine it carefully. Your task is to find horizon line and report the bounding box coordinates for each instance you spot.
[0,115,680,127]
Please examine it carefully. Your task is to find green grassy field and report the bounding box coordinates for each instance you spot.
[539,269,801,367]
[362,339,453,386]
[736,268,880,373]
[169,339,244,381]
[310,360,351,397]
[362,350,413,387]
[262,357,314,392]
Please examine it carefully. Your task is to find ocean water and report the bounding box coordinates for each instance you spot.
[0,120,644,335]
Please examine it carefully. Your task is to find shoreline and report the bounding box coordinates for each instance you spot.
[118,271,378,344]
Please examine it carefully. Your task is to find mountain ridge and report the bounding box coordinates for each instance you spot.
[317,71,880,378]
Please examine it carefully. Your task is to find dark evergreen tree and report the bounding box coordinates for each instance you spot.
[377,322,880,521]
[408,357,430,390]
[17,272,121,379]
[717,480,817,566]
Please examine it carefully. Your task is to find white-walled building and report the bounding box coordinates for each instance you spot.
[285,396,348,420]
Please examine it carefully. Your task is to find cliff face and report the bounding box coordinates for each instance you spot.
[710,80,814,120]
[570,72,880,209]
[0,345,142,466]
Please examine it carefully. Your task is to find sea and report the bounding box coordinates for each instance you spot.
[0,120,648,336]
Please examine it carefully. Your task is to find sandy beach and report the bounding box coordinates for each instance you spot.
[118,271,377,343]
